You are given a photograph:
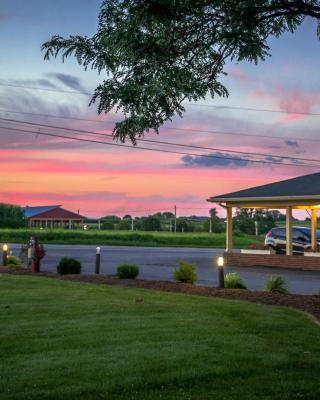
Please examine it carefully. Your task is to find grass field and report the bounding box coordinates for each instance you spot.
[276,220,315,228]
[1,275,320,400]
[0,228,262,248]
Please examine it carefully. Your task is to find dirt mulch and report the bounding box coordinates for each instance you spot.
[1,267,320,322]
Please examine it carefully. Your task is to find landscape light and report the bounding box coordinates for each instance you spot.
[216,256,225,288]
[2,244,8,266]
[217,256,224,268]
[95,247,101,274]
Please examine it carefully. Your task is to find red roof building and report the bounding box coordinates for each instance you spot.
[24,205,86,229]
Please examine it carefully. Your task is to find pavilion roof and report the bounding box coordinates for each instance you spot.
[24,205,86,220]
[208,172,320,204]
[24,205,61,219]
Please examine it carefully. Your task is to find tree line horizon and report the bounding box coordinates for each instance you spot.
[0,203,307,234]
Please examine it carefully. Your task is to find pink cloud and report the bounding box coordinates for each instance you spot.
[228,67,249,82]
[251,83,320,123]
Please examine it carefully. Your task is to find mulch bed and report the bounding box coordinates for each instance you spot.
[1,267,320,322]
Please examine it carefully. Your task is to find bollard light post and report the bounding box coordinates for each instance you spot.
[217,256,225,288]
[95,247,101,274]
[2,244,8,266]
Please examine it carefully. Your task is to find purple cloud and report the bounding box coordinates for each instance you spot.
[46,73,87,92]
[182,152,250,168]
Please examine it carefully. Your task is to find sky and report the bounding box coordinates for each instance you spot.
[1,1,320,218]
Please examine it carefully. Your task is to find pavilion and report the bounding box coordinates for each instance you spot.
[208,172,320,270]
[24,205,86,229]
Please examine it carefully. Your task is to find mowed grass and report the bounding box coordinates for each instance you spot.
[1,276,320,400]
[0,228,262,248]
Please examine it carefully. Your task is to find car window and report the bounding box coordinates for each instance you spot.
[300,228,311,238]
[293,229,304,240]
[272,228,285,237]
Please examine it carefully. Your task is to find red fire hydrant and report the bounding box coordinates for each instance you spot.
[30,236,45,273]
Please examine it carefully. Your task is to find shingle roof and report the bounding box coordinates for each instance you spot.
[34,207,86,220]
[208,172,320,202]
[23,205,61,219]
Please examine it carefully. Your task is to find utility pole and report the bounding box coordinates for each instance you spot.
[98,219,101,230]
[174,205,177,233]
[131,218,134,231]
[209,218,212,233]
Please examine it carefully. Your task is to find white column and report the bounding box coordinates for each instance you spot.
[226,207,233,253]
[286,206,293,256]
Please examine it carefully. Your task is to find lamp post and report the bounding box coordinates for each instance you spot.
[2,244,8,266]
[95,247,101,274]
[217,256,225,288]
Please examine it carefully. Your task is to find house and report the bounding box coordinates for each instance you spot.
[24,205,86,229]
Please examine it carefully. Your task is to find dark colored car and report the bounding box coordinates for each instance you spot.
[265,226,320,255]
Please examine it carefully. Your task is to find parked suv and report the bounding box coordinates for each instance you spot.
[265,226,320,254]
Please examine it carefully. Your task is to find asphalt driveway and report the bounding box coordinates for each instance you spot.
[8,244,320,295]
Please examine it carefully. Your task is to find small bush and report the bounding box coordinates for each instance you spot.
[6,255,22,265]
[57,257,81,275]
[265,276,288,294]
[225,273,247,289]
[117,264,139,279]
[6,255,22,269]
[174,260,197,284]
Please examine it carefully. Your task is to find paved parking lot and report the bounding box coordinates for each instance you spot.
[9,244,320,295]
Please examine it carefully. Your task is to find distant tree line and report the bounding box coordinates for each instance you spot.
[96,208,297,235]
[0,203,24,228]
[0,202,300,234]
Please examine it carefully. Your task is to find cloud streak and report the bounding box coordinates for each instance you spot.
[181,152,250,168]
[46,73,88,92]
[284,140,299,148]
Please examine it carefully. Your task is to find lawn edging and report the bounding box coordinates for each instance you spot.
[1,268,319,321]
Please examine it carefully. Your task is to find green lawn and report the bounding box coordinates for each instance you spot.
[1,275,319,400]
[0,228,262,248]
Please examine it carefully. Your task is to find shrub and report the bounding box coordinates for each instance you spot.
[117,220,132,230]
[6,255,22,265]
[224,273,247,289]
[116,264,139,279]
[265,276,288,294]
[101,221,114,230]
[174,260,197,284]
[57,257,81,275]
[6,255,22,269]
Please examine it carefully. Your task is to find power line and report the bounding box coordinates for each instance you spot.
[0,108,119,125]
[1,116,319,165]
[0,123,319,168]
[189,103,320,116]
[0,82,92,95]
[1,81,320,117]
[1,108,320,144]
[100,207,173,214]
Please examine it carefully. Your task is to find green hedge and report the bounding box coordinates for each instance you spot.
[0,229,262,248]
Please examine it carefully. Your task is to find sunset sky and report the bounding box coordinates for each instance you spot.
[1,1,320,218]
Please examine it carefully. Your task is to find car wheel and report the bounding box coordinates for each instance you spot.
[267,245,275,253]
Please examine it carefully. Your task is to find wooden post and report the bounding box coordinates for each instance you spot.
[226,206,233,253]
[311,208,317,252]
[286,206,293,256]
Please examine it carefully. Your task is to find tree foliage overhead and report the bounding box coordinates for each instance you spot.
[42,0,320,142]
